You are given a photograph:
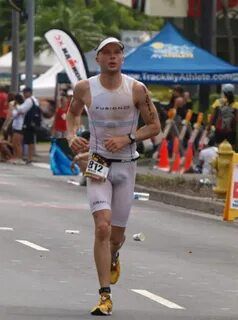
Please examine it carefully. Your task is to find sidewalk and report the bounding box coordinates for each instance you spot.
[35,142,224,217]
[35,142,50,163]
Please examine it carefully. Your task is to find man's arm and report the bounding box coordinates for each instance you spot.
[133,82,161,142]
[66,80,89,154]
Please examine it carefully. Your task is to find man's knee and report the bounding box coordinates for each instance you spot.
[95,221,111,241]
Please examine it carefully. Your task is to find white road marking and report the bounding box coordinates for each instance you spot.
[67,179,80,186]
[0,227,13,231]
[16,240,49,251]
[32,163,50,169]
[0,181,16,186]
[65,230,80,234]
[131,289,185,310]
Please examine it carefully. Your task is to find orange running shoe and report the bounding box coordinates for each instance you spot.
[110,253,120,285]
[91,294,112,316]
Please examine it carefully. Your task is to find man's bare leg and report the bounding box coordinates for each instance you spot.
[110,226,125,259]
[28,143,34,162]
[93,209,112,287]
[109,226,125,285]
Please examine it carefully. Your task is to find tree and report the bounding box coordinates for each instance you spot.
[35,0,103,52]
[34,0,163,53]
[0,0,12,53]
[220,0,235,65]
[0,0,163,55]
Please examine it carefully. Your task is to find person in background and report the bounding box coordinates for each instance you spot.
[0,86,8,131]
[180,90,193,119]
[13,87,40,164]
[1,92,15,141]
[0,139,13,161]
[211,83,238,146]
[11,93,25,164]
[168,86,185,111]
[197,138,218,175]
[51,91,70,139]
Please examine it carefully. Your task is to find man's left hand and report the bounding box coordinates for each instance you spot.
[104,136,130,153]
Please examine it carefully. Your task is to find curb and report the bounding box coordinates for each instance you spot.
[135,184,224,216]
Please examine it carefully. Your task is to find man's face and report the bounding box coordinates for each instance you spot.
[96,43,124,73]
[23,91,31,99]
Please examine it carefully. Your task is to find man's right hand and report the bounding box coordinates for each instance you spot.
[68,136,89,154]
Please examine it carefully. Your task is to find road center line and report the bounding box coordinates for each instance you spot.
[0,227,13,231]
[131,289,185,310]
[16,240,49,251]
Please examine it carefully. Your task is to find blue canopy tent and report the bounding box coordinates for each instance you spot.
[122,23,238,85]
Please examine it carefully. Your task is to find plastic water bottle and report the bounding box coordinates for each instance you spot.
[133,232,146,241]
[133,192,150,201]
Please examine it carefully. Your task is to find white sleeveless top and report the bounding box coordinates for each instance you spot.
[87,74,139,160]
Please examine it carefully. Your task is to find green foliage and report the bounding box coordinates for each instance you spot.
[0,0,163,55]
[0,0,12,47]
[148,85,172,103]
[35,0,103,52]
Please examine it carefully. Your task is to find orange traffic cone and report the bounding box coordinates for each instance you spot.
[181,142,193,174]
[171,152,181,173]
[154,139,170,172]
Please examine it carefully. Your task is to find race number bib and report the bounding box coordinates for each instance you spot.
[84,153,111,181]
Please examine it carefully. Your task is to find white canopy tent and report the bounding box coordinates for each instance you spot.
[32,50,99,99]
[32,62,63,98]
[0,49,99,98]
[0,52,12,73]
[0,50,59,74]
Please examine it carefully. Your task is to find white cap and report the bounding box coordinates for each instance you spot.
[222,83,235,93]
[95,37,124,54]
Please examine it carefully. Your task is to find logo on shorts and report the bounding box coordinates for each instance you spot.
[93,200,107,206]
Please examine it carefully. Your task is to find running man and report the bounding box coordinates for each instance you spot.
[66,37,160,316]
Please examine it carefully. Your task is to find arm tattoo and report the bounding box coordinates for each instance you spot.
[142,86,156,121]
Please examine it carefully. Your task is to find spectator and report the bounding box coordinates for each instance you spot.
[11,93,25,164]
[180,90,193,120]
[0,86,8,131]
[1,92,15,141]
[168,85,186,127]
[51,92,70,139]
[14,87,40,164]
[198,138,218,175]
[168,85,185,110]
[211,83,238,146]
[0,140,13,162]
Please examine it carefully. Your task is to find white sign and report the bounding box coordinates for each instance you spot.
[115,0,131,6]
[145,0,188,17]
[230,164,238,209]
[115,0,188,17]
[45,29,88,87]
[121,30,156,49]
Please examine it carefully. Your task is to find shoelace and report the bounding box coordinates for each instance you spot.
[111,252,119,266]
[99,295,110,305]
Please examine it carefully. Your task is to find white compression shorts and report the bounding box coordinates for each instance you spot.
[87,161,137,228]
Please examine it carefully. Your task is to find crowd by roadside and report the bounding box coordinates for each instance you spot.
[0,86,41,164]
[154,83,237,175]
[1,83,237,177]
[0,86,74,165]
